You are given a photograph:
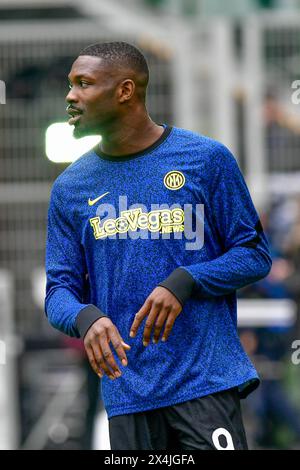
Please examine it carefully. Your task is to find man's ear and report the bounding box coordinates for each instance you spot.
[118,79,135,103]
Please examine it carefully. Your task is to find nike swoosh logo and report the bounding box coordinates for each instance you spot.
[88,191,110,206]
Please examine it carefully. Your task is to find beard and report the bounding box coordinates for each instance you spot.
[71,112,115,139]
[73,125,85,139]
[72,120,99,139]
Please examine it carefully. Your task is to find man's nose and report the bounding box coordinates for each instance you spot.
[65,87,78,104]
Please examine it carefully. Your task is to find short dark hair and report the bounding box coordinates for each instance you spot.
[79,41,149,81]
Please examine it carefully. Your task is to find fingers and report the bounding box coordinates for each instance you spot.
[83,317,132,380]
[109,329,131,367]
[129,298,151,338]
[142,302,163,347]
[92,338,116,380]
[152,308,169,344]
[87,335,130,380]
[85,344,105,379]
[99,332,122,378]
[161,311,178,342]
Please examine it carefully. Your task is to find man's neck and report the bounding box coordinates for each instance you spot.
[99,113,164,156]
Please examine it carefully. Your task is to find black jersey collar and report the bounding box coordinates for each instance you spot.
[93,124,172,162]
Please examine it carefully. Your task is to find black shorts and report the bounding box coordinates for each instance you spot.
[108,387,248,450]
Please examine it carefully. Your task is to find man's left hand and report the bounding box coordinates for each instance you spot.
[129,287,182,346]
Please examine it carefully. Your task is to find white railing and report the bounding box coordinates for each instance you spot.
[0,270,19,450]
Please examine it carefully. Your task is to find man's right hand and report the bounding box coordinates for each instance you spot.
[83,317,131,380]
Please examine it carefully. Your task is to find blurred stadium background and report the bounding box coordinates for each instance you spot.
[1,0,300,450]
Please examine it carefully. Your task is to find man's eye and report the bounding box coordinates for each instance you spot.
[67,82,88,89]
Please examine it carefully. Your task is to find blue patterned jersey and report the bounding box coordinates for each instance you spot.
[45,125,272,418]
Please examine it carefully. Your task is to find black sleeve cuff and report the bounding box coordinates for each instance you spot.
[75,305,108,339]
[158,267,196,307]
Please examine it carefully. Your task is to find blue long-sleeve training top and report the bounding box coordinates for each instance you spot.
[45,125,272,418]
